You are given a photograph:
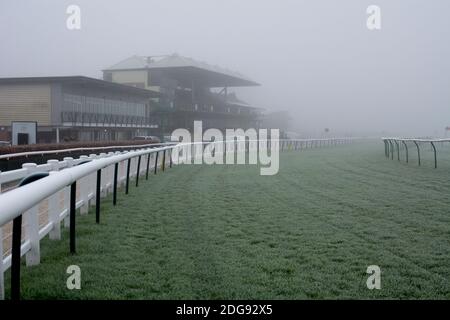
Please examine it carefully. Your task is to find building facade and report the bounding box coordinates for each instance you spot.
[0,76,158,143]
[103,54,263,136]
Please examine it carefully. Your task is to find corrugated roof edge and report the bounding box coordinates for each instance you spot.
[103,55,260,86]
[0,76,159,97]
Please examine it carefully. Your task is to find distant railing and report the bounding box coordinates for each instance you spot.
[0,137,354,300]
[0,142,173,160]
[382,137,450,168]
[0,142,175,172]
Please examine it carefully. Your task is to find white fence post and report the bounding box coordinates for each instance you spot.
[89,154,98,205]
[98,153,107,197]
[107,152,115,193]
[79,155,89,215]
[47,160,61,240]
[120,152,128,186]
[22,163,40,266]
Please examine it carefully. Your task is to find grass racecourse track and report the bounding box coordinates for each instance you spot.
[5,141,450,299]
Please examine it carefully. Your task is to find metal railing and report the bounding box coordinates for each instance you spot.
[0,137,354,300]
[382,137,450,168]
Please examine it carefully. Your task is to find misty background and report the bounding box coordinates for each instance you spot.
[0,0,449,137]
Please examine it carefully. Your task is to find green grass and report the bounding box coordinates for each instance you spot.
[5,141,450,299]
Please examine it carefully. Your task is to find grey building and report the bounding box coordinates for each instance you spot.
[0,76,159,143]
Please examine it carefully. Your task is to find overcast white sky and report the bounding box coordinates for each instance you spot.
[1,1,449,137]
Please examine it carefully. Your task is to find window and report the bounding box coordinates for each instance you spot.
[62,93,146,126]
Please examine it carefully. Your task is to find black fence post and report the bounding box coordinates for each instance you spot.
[125,158,131,194]
[11,215,22,300]
[96,169,101,224]
[169,149,173,168]
[413,140,421,166]
[10,172,50,300]
[394,140,400,161]
[67,159,91,254]
[113,163,118,205]
[162,150,166,171]
[146,153,151,180]
[402,141,408,163]
[389,140,394,160]
[154,151,159,175]
[383,140,388,158]
[136,155,141,187]
[430,141,437,168]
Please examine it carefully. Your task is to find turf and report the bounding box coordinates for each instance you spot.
[4,141,450,299]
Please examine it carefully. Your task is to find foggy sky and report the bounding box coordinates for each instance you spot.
[1,0,449,137]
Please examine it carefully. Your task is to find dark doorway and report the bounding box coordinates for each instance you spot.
[17,133,29,145]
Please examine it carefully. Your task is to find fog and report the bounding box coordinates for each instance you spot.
[1,0,449,137]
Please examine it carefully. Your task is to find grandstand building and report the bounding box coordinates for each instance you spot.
[103,54,263,136]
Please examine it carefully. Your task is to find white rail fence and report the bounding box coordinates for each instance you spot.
[0,138,353,300]
[382,137,450,168]
[0,142,165,161]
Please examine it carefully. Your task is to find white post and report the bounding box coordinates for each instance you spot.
[120,152,127,186]
[63,157,74,228]
[22,163,40,266]
[142,149,147,175]
[89,154,98,205]
[47,160,61,240]
[131,156,136,178]
[0,225,4,300]
[118,159,123,186]
[107,152,115,194]
[79,155,89,214]
[104,153,111,195]
[98,153,107,197]
[25,204,40,266]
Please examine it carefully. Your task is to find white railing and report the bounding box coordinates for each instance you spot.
[0,142,170,160]
[381,137,450,143]
[0,137,353,300]
[0,144,174,300]
[0,142,176,193]
[382,137,450,168]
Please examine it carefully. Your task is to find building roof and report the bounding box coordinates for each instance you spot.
[212,91,264,111]
[0,76,159,98]
[104,54,260,87]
